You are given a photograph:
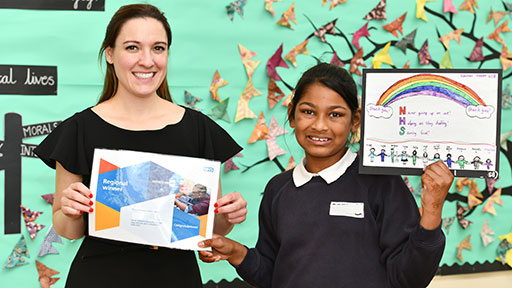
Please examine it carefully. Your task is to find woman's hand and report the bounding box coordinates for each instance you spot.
[59,182,93,218]
[215,192,247,224]
[198,234,247,266]
[420,160,454,229]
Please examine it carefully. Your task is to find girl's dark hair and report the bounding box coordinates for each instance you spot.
[97,4,173,104]
[288,63,358,120]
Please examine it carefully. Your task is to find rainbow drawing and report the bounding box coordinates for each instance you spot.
[376,74,486,107]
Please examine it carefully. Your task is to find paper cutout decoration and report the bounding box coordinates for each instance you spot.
[248,112,270,143]
[36,260,60,288]
[402,60,410,69]
[372,42,393,68]
[486,177,499,193]
[502,130,512,151]
[440,50,453,69]
[456,202,472,229]
[38,226,63,257]
[459,0,478,14]
[395,29,417,53]
[184,90,201,110]
[265,0,283,16]
[285,39,309,67]
[352,22,371,50]
[3,235,30,269]
[224,153,243,173]
[469,37,485,61]
[266,137,287,160]
[268,115,288,138]
[314,19,338,43]
[330,52,345,67]
[350,48,366,75]
[416,0,436,21]
[210,70,229,102]
[363,0,387,20]
[456,235,472,262]
[439,28,464,49]
[497,233,512,267]
[323,0,348,10]
[487,7,508,26]
[350,123,361,144]
[503,83,512,110]
[235,79,262,122]
[404,176,415,193]
[268,78,286,109]
[235,98,257,123]
[487,20,511,45]
[443,0,458,14]
[455,177,470,191]
[238,44,261,79]
[418,40,432,65]
[442,217,455,234]
[267,44,289,81]
[277,2,297,29]
[21,205,45,240]
[286,156,297,171]
[265,116,288,160]
[462,178,484,209]
[383,12,406,37]
[209,97,231,123]
[480,219,496,247]
[500,45,512,71]
[282,91,293,107]
[41,193,54,205]
[226,0,247,21]
[482,187,503,215]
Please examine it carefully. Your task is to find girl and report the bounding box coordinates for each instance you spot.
[198,63,453,288]
[34,4,246,288]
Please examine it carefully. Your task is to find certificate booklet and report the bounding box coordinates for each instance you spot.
[360,69,502,179]
[88,149,220,250]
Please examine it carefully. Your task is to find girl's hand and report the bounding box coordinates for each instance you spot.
[59,182,93,217]
[420,161,454,229]
[198,234,247,266]
[215,192,247,224]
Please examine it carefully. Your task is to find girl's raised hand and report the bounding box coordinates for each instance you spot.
[198,234,247,266]
[420,161,454,229]
[215,192,247,224]
[59,182,94,217]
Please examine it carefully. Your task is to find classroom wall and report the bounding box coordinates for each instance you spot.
[0,0,511,287]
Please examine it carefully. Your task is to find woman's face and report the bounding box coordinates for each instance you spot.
[289,82,360,172]
[105,17,168,99]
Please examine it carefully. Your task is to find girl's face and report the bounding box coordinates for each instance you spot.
[289,82,360,172]
[105,17,168,99]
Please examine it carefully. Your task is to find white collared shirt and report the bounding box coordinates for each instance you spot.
[292,149,357,187]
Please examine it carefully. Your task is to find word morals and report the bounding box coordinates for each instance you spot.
[0,0,104,11]
[0,65,57,95]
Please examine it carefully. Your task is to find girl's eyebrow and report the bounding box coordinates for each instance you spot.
[299,101,348,111]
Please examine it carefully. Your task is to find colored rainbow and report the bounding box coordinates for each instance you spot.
[376,74,486,107]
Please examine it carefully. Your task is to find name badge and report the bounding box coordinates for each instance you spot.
[329,202,364,218]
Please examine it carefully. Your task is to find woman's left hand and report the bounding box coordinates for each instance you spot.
[215,192,247,224]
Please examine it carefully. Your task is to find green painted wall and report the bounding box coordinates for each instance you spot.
[1,0,511,286]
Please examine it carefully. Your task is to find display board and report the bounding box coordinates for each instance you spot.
[1,0,511,287]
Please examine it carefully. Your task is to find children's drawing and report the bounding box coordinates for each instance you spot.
[360,69,501,178]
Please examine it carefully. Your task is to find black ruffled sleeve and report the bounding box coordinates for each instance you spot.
[34,111,90,176]
[193,109,242,163]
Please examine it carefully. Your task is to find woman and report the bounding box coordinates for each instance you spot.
[35,4,246,287]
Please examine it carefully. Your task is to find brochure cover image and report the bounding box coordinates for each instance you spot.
[88,148,220,251]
